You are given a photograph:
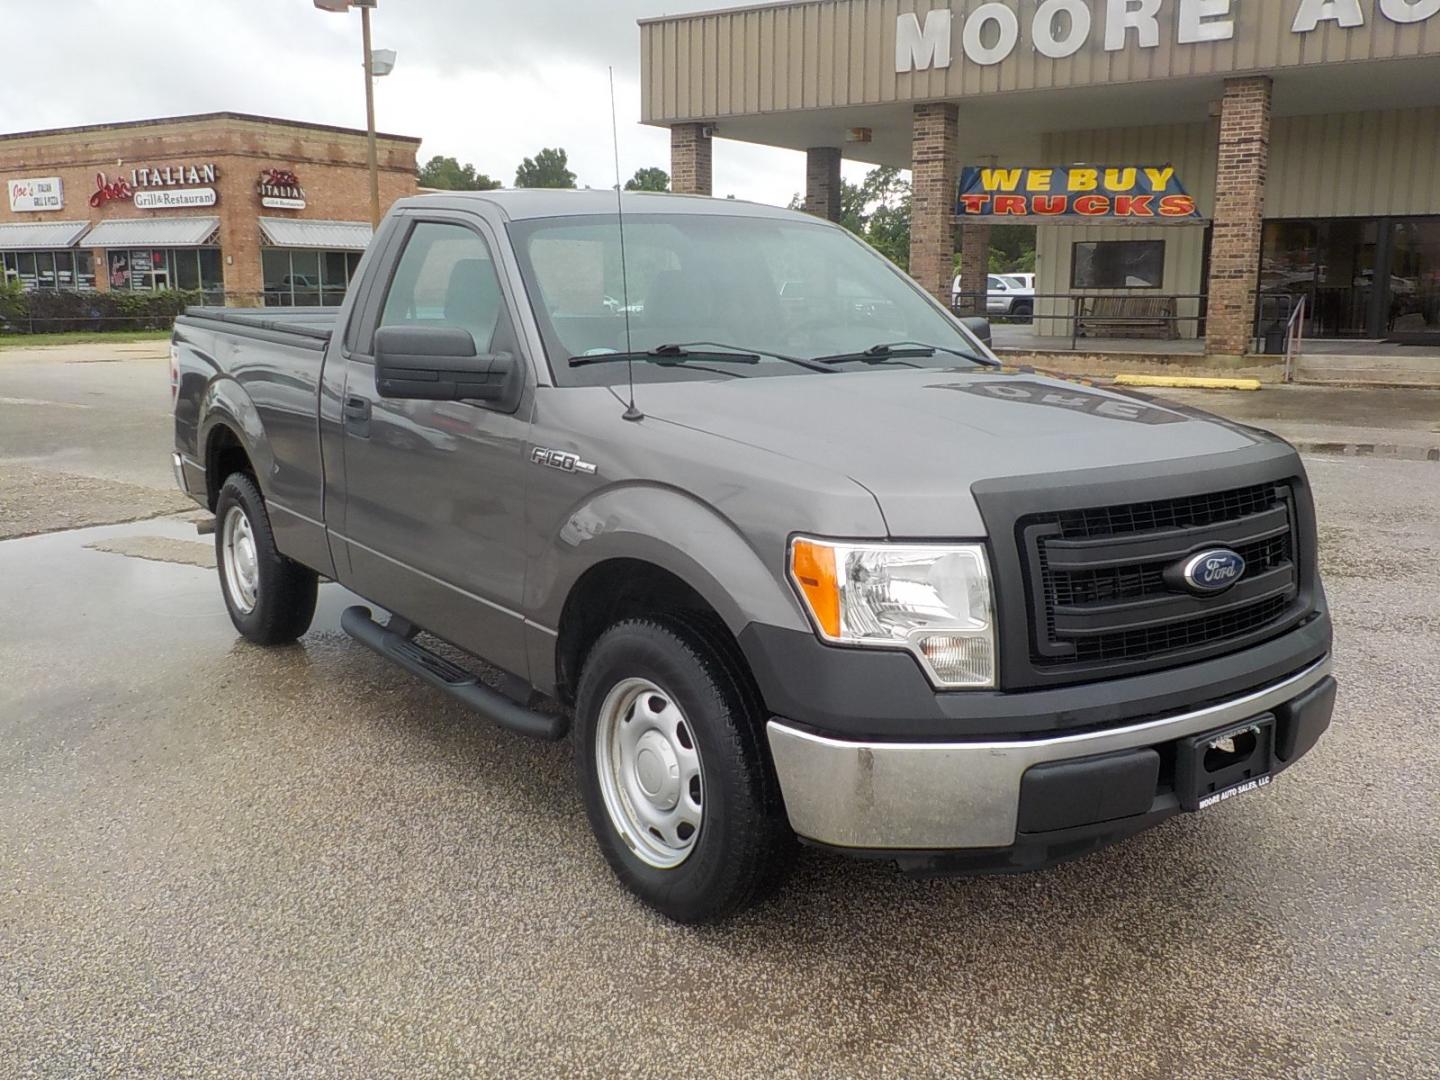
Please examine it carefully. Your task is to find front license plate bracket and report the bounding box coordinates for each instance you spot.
[1176,714,1275,812]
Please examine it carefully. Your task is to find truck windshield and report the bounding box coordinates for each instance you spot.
[507,213,991,386]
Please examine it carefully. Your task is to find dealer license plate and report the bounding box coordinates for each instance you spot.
[1176,715,1275,812]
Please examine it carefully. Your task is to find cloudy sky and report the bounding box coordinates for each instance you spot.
[0,0,871,205]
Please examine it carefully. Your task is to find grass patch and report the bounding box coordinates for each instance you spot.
[0,329,172,349]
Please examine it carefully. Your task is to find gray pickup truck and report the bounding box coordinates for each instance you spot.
[172,190,1335,923]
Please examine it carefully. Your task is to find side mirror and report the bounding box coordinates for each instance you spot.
[960,316,992,347]
[374,325,514,402]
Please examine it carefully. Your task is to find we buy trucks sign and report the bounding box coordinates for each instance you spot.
[956,165,1202,222]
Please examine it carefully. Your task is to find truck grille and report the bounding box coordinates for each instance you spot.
[1020,482,1302,670]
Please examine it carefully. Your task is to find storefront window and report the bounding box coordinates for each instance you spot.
[197,250,221,297]
[263,248,362,307]
[16,251,38,289]
[1072,240,1165,289]
[1,250,95,290]
[1260,219,1378,338]
[106,249,222,294]
[1387,219,1440,340]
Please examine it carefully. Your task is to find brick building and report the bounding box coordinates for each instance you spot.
[641,1,1440,355]
[0,112,419,306]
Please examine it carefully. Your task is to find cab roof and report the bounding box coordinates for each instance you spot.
[395,188,811,223]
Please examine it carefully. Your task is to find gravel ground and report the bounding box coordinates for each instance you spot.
[1,456,1436,1079]
[0,462,192,540]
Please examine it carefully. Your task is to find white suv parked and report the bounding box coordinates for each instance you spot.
[952,273,1034,322]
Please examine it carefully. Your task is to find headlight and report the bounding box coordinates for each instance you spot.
[788,538,996,689]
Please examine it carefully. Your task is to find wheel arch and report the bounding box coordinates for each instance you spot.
[554,558,742,708]
[198,378,274,509]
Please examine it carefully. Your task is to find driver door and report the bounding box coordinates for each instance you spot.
[337,215,533,679]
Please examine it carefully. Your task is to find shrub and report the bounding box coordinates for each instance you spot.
[0,288,211,334]
[0,278,25,329]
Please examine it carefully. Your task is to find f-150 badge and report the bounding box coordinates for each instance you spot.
[531,447,597,475]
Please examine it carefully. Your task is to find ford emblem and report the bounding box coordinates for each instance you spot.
[1170,548,1247,595]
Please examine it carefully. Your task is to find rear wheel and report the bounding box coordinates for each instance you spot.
[1012,300,1033,323]
[575,616,792,923]
[214,473,318,645]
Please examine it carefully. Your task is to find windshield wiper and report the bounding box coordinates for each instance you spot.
[570,341,834,374]
[810,340,1000,368]
[569,343,761,367]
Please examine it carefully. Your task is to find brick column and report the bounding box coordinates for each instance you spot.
[955,222,991,316]
[804,146,843,222]
[670,123,712,196]
[1205,76,1272,356]
[910,103,959,306]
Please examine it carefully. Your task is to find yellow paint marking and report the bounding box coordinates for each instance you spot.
[1113,375,1262,392]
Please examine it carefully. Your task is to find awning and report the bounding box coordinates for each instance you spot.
[258,217,372,251]
[0,220,91,250]
[83,216,220,248]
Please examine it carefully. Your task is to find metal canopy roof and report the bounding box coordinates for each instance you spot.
[0,220,91,250]
[84,216,220,248]
[258,218,372,251]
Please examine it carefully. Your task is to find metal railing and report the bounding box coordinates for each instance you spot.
[952,290,1314,358]
[950,292,1209,348]
[1283,294,1307,383]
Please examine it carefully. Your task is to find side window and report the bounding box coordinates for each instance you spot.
[379,221,506,353]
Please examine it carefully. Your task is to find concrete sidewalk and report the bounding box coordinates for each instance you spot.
[1142,383,1440,458]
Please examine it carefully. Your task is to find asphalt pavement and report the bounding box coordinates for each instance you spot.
[2,344,1438,1078]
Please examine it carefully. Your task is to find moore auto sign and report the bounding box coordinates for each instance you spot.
[897,0,1440,71]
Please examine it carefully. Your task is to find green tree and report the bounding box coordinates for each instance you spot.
[855,167,912,268]
[515,148,577,189]
[988,223,1037,274]
[417,155,501,191]
[789,166,912,267]
[624,167,670,192]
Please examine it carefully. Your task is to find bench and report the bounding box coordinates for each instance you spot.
[1075,295,1179,340]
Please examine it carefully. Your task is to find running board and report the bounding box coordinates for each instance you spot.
[341,606,567,741]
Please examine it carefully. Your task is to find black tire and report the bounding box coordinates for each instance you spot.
[214,472,318,645]
[1012,301,1033,323]
[574,615,793,924]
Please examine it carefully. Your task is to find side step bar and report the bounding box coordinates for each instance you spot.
[341,606,567,741]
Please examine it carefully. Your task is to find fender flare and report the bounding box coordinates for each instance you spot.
[529,483,810,639]
[197,376,274,499]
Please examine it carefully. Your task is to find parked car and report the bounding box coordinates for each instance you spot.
[952,273,1035,321]
[1003,272,1036,291]
[172,191,1335,923]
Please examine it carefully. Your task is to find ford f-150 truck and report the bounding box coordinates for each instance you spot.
[172,190,1335,923]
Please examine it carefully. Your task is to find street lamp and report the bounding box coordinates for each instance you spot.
[313,0,397,230]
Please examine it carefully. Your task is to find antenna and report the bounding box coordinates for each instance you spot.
[610,67,643,422]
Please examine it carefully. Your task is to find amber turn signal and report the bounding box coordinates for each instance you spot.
[789,538,841,639]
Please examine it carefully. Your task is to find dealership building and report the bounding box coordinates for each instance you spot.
[0,112,419,306]
[641,0,1440,355]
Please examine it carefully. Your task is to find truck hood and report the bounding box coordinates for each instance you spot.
[636,367,1272,536]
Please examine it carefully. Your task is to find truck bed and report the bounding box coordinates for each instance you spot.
[179,306,337,343]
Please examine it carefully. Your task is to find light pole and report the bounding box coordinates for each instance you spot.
[314,0,395,230]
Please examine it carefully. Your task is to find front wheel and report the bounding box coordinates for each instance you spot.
[575,616,792,923]
[214,473,318,645]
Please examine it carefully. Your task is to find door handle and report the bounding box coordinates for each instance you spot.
[343,395,371,422]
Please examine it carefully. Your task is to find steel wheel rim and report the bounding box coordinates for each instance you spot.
[594,677,704,870]
[221,505,260,615]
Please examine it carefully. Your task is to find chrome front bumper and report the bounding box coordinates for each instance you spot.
[766,656,1333,851]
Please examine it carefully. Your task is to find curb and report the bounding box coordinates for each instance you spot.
[1294,441,1440,462]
